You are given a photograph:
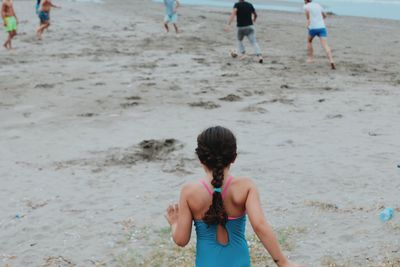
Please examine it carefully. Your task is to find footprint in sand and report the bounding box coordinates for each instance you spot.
[221,73,239,77]
[368,131,382,137]
[326,114,343,119]
[125,96,141,101]
[77,113,98,117]
[26,199,48,210]
[22,112,31,118]
[322,86,338,91]
[241,105,268,114]
[236,89,252,97]
[120,102,139,108]
[67,78,84,82]
[34,83,55,89]
[94,82,106,86]
[219,94,242,102]
[188,101,220,109]
[192,58,207,65]
[258,98,294,105]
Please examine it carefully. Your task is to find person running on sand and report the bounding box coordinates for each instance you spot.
[304,0,335,69]
[163,0,179,34]
[36,0,60,40]
[2,0,18,50]
[165,126,304,267]
[226,0,263,63]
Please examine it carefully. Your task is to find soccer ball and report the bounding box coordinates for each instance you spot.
[230,49,238,58]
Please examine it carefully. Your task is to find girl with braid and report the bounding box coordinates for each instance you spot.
[165,126,304,267]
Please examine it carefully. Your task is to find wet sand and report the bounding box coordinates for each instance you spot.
[1,0,400,266]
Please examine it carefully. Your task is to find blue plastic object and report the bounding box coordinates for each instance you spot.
[379,207,394,222]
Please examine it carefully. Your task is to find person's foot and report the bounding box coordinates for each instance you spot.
[307,58,314,63]
[239,54,247,60]
[3,43,8,50]
[330,62,336,70]
[37,31,43,40]
[258,56,263,64]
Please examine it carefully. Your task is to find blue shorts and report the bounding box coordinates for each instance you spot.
[39,11,50,24]
[164,13,177,23]
[308,28,327,38]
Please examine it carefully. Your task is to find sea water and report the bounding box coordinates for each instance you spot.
[154,0,400,20]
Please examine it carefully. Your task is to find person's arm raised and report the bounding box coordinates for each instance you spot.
[165,184,193,247]
[245,179,305,267]
[50,1,61,8]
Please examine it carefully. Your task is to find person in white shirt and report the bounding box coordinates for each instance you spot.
[303,0,335,69]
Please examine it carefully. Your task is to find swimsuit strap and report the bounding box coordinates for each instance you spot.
[200,180,213,196]
[200,176,234,199]
[222,176,233,199]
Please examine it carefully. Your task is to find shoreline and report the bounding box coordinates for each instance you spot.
[152,0,400,21]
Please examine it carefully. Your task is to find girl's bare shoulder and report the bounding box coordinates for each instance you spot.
[180,181,204,195]
[232,176,256,187]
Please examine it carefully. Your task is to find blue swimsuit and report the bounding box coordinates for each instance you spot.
[194,177,250,267]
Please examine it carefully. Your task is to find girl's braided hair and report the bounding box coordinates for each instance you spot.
[195,126,237,226]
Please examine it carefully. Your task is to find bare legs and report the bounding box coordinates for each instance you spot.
[320,38,335,69]
[163,22,179,34]
[307,36,314,63]
[36,22,50,40]
[3,31,16,50]
[173,23,179,34]
[307,36,335,69]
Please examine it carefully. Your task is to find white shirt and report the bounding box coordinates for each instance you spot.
[304,2,326,29]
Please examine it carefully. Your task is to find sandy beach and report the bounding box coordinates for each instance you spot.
[1,0,400,266]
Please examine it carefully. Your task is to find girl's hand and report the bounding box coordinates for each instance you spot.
[165,203,179,226]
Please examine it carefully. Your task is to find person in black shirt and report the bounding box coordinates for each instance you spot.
[226,0,263,63]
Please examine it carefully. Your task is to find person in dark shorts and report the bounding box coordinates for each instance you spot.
[226,0,263,63]
[36,0,60,40]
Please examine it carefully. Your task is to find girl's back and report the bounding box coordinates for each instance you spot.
[189,176,251,266]
[165,126,303,267]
